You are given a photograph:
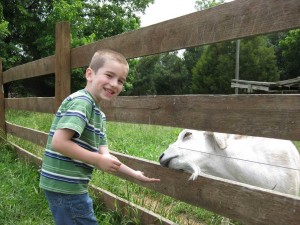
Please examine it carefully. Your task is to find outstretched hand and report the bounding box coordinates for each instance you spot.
[96,152,160,183]
[132,170,160,183]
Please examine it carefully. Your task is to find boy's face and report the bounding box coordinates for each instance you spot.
[85,59,128,103]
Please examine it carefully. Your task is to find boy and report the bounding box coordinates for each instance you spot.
[39,49,160,225]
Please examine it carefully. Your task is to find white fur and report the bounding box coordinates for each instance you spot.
[159,129,300,195]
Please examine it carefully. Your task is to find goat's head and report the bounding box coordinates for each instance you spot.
[159,129,228,180]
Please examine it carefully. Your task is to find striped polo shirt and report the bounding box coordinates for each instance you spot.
[39,89,107,194]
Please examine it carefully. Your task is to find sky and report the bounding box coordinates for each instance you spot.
[140,0,197,27]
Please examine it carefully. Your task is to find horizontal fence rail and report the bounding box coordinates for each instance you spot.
[2,56,55,84]
[101,94,300,141]
[5,94,299,141]
[70,0,300,68]
[5,97,56,113]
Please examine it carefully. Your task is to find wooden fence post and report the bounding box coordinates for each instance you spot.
[55,21,71,110]
[0,58,6,138]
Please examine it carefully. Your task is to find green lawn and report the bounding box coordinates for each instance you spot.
[0,140,154,225]
[0,141,53,225]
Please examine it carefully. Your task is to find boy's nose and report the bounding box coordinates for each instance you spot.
[110,78,118,87]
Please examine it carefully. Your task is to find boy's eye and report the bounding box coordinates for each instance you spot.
[118,80,125,85]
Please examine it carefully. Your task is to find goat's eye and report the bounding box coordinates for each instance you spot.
[183,132,192,140]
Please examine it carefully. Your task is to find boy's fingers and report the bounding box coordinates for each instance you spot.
[114,161,122,166]
[149,178,160,182]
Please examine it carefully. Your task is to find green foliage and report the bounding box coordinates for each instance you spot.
[239,36,279,82]
[183,46,205,75]
[191,42,236,94]
[279,29,300,80]
[191,36,280,94]
[1,0,153,97]
[130,55,158,95]
[195,0,225,10]
[0,4,9,39]
[119,59,137,95]
[130,52,189,95]
[154,52,190,95]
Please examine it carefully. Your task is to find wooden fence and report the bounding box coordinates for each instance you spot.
[1,0,300,224]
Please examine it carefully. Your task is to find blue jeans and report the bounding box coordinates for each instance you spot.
[44,190,98,225]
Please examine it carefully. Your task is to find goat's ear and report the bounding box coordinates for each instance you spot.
[213,132,228,149]
[205,131,228,150]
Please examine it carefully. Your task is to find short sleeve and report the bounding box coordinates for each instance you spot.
[56,97,92,137]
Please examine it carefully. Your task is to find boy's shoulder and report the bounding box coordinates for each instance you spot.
[68,89,89,99]
[66,90,94,105]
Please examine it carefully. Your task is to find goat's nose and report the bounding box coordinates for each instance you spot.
[159,153,164,161]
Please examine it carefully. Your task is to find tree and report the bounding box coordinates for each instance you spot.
[183,46,205,81]
[191,41,236,94]
[195,0,225,11]
[0,0,154,96]
[130,52,189,95]
[154,52,189,95]
[278,29,300,80]
[0,3,9,42]
[191,36,279,94]
[239,36,279,82]
[129,55,159,95]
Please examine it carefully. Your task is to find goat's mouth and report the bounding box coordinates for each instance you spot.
[159,155,178,168]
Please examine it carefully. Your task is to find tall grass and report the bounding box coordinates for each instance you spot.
[0,141,53,225]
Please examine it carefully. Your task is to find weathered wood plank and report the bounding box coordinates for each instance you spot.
[5,97,56,113]
[55,22,71,109]
[231,79,277,87]
[6,122,48,147]
[2,56,55,84]
[111,151,300,225]
[3,94,299,141]
[101,94,300,141]
[70,0,300,69]
[89,185,176,225]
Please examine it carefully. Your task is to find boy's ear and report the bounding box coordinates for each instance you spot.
[85,68,93,81]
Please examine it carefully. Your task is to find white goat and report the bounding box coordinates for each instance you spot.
[159,129,300,195]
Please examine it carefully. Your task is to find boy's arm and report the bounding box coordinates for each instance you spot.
[52,128,121,173]
[118,163,160,183]
[98,146,160,183]
[98,145,110,154]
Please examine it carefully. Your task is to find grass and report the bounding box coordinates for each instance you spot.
[5,109,299,225]
[0,141,53,225]
[0,140,152,225]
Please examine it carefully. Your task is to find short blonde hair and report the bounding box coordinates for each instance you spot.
[89,49,129,74]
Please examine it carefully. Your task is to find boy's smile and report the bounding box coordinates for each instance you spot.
[85,59,128,103]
